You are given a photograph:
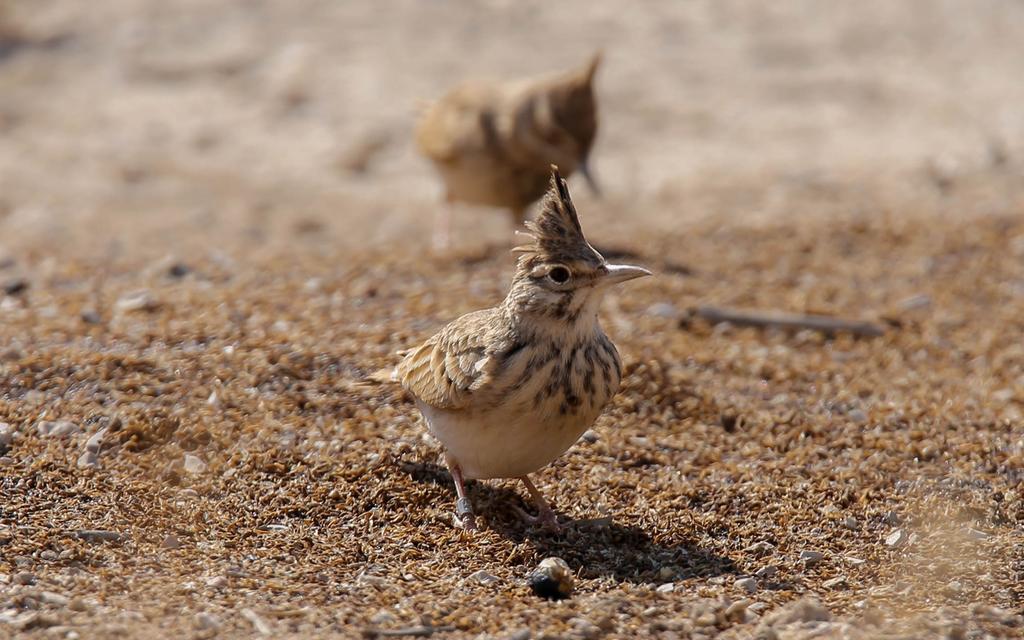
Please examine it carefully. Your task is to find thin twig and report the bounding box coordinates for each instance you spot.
[362,626,456,638]
[74,529,125,543]
[693,306,886,337]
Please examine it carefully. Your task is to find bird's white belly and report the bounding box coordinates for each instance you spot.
[419,400,599,480]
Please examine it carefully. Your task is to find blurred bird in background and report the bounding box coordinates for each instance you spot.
[416,53,602,250]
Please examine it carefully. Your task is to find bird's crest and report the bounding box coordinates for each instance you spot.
[512,166,602,266]
[579,51,602,85]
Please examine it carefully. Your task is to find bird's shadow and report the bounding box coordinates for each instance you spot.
[401,460,735,584]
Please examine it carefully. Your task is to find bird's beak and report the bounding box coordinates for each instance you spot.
[602,263,652,285]
[580,158,601,197]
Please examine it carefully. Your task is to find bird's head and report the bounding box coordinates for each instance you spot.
[505,166,650,330]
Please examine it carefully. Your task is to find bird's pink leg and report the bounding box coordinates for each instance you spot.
[515,475,561,531]
[432,196,453,251]
[448,459,477,531]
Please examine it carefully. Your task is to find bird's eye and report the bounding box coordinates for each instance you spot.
[547,266,571,284]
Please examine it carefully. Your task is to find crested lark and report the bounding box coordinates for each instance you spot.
[416,54,602,249]
[397,167,649,531]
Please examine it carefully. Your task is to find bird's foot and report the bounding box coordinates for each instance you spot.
[511,504,562,533]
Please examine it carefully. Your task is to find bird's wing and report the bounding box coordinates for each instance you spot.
[396,309,512,411]
[414,84,502,163]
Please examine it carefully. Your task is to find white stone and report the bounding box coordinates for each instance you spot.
[183,454,207,474]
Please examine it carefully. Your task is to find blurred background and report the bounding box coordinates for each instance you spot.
[2,0,1023,258]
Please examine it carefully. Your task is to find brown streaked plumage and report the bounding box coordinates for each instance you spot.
[396,167,649,531]
[416,54,602,249]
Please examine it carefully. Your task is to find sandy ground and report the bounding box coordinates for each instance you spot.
[1,1,1024,638]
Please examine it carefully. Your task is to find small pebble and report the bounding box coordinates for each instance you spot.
[0,422,13,451]
[303,277,322,292]
[755,565,778,579]
[468,570,500,585]
[761,598,832,625]
[168,263,190,278]
[37,421,79,438]
[115,290,159,313]
[745,541,775,554]
[646,302,679,319]
[84,428,107,454]
[843,516,858,530]
[734,577,758,593]
[885,529,907,547]
[15,612,59,631]
[568,617,601,639]
[656,566,677,581]
[528,557,574,600]
[195,612,221,631]
[13,571,36,585]
[2,278,28,296]
[76,451,99,469]
[847,409,868,423]
[898,293,932,311]
[656,582,675,593]
[725,599,752,622]
[183,454,207,474]
[822,576,848,590]
[161,534,182,550]
[80,310,102,324]
[581,430,599,444]
[800,550,825,566]
[39,550,58,561]
[39,591,69,607]
[241,608,271,635]
[204,575,228,588]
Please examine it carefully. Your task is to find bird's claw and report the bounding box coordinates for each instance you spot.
[511,504,562,533]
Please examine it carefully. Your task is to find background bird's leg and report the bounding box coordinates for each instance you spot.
[516,475,560,531]
[447,458,477,531]
[432,196,453,251]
